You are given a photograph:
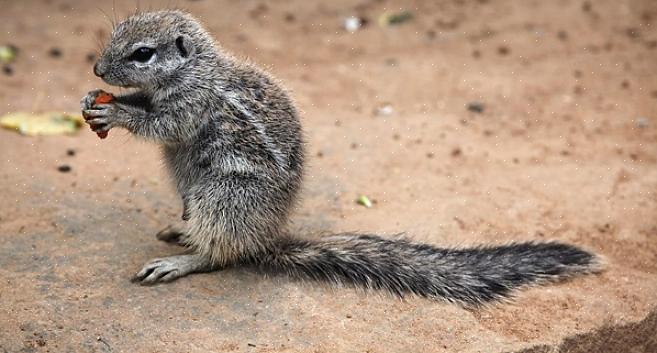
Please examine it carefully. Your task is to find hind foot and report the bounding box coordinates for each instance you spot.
[156,224,188,245]
[132,254,214,284]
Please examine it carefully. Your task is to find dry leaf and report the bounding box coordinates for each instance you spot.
[0,112,85,136]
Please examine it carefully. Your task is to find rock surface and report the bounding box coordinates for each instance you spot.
[1,0,656,352]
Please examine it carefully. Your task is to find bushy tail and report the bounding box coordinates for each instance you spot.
[262,234,601,306]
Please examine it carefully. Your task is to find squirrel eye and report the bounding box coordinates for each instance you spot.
[128,47,155,63]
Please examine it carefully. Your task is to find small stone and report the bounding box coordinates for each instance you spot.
[49,47,62,58]
[497,46,510,55]
[374,103,394,116]
[635,117,649,128]
[343,16,364,32]
[2,64,12,75]
[66,149,76,156]
[467,102,485,113]
[57,165,72,173]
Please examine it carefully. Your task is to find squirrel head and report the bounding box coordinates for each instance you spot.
[93,10,214,90]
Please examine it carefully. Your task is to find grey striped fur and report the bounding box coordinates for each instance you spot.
[81,10,601,306]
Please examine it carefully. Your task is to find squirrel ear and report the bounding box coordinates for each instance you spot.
[175,35,194,58]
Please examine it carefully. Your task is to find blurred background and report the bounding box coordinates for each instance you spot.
[0,1,656,352]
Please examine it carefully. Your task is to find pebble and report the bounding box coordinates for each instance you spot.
[49,47,62,58]
[344,16,363,32]
[467,102,485,113]
[635,117,649,128]
[374,103,394,116]
[57,165,72,173]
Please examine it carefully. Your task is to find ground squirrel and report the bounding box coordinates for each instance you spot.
[81,10,601,306]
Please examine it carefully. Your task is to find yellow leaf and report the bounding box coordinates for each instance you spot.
[0,112,85,136]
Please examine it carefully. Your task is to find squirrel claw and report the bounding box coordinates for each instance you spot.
[133,255,214,285]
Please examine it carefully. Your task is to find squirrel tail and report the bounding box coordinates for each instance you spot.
[261,234,602,306]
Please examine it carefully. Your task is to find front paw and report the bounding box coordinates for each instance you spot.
[82,104,118,132]
[80,89,106,111]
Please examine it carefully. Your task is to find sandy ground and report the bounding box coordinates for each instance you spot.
[0,0,656,352]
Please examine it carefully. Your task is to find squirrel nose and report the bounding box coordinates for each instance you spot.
[93,62,104,78]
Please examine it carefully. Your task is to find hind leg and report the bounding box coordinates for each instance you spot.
[136,173,290,285]
[156,194,191,245]
[156,223,189,245]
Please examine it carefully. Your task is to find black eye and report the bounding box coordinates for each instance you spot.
[128,47,155,63]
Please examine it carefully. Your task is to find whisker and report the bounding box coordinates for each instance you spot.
[112,0,118,27]
[95,6,116,32]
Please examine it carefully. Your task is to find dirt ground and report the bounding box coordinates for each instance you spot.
[1,0,656,352]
